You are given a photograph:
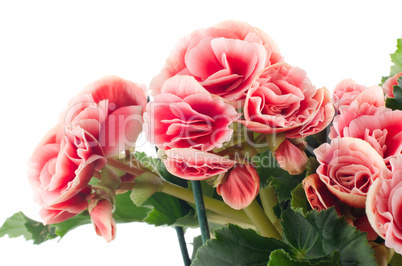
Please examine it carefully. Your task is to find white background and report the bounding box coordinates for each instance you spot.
[0,0,401,265]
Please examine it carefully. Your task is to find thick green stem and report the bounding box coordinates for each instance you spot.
[259,185,282,235]
[206,212,256,230]
[243,200,281,239]
[161,180,251,224]
[175,226,191,266]
[107,158,145,177]
[109,160,252,224]
[191,180,210,243]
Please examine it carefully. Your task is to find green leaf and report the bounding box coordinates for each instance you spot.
[142,192,190,226]
[386,77,402,110]
[282,209,323,259]
[253,150,305,202]
[132,152,193,227]
[174,210,199,228]
[192,224,292,266]
[191,235,203,260]
[0,212,35,240]
[390,38,402,77]
[281,208,377,265]
[130,172,163,206]
[305,157,319,177]
[52,212,91,238]
[268,249,341,266]
[113,191,150,223]
[382,38,402,85]
[0,212,57,244]
[291,184,311,215]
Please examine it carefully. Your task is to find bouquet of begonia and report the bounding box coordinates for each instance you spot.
[1,20,402,265]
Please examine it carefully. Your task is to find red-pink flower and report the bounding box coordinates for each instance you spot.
[149,20,282,102]
[314,137,387,208]
[28,126,106,224]
[216,164,260,210]
[62,76,147,157]
[329,85,386,139]
[241,63,334,137]
[274,139,307,175]
[332,79,367,112]
[145,75,239,151]
[29,76,147,224]
[302,173,340,212]
[303,174,377,240]
[366,155,402,254]
[163,148,235,180]
[89,199,116,242]
[382,72,402,98]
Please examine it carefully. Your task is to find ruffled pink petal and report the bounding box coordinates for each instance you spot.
[213,20,282,64]
[287,87,335,138]
[185,38,223,79]
[100,106,143,158]
[366,177,387,238]
[354,85,385,107]
[40,209,78,225]
[210,38,261,81]
[28,142,60,201]
[160,75,208,98]
[40,191,89,224]
[81,75,147,113]
[59,94,97,125]
[216,164,260,210]
[164,148,235,180]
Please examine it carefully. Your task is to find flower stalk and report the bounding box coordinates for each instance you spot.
[191,180,210,243]
[243,200,281,239]
[175,226,191,266]
[161,180,251,224]
[108,160,252,224]
[259,185,282,235]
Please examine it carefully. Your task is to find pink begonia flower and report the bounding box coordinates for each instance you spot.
[341,109,402,165]
[329,85,386,139]
[274,139,308,175]
[332,79,367,112]
[149,20,282,103]
[366,155,402,254]
[241,63,334,138]
[216,164,260,210]
[89,199,116,242]
[144,75,239,151]
[28,126,106,224]
[29,76,147,224]
[303,174,377,240]
[163,148,235,180]
[314,137,388,208]
[302,174,340,213]
[382,72,402,98]
[62,76,147,158]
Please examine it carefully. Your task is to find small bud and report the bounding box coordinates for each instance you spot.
[89,198,116,242]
